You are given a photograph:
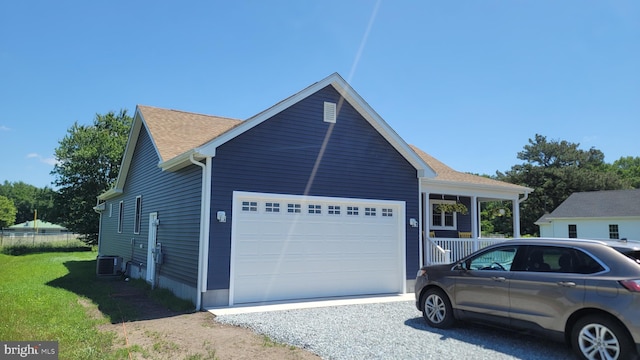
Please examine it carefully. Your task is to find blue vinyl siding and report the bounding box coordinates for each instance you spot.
[207,85,419,290]
[427,194,472,237]
[98,125,202,286]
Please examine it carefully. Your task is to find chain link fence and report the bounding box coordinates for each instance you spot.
[0,231,81,247]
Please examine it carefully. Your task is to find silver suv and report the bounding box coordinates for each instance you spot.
[415,238,640,360]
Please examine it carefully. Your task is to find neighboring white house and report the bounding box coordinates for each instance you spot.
[536,189,640,240]
[6,220,69,235]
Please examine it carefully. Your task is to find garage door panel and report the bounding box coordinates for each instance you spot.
[231,192,405,305]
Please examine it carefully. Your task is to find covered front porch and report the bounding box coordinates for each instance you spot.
[410,146,533,266]
[419,187,532,265]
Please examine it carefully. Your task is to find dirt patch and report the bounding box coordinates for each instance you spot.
[98,280,321,360]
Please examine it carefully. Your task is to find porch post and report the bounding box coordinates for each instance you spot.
[471,195,478,251]
[422,191,429,265]
[512,196,521,238]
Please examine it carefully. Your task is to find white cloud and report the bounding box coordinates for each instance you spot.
[26,153,59,166]
[0,125,9,131]
[41,157,59,166]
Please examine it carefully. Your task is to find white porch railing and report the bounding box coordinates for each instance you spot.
[424,237,509,265]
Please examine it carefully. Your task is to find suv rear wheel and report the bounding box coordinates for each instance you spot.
[422,288,455,329]
[571,315,637,360]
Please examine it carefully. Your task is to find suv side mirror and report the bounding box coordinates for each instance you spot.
[454,262,467,271]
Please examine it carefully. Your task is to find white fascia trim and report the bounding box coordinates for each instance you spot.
[423,179,533,195]
[193,73,433,178]
[98,188,123,201]
[330,77,434,178]
[113,108,145,190]
[97,106,165,198]
[195,83,322,157]
[159,149,203,172]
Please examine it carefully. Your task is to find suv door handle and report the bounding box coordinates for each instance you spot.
[491,277,506,282]
[558,281,576,287]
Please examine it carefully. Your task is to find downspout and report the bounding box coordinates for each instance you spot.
[190,153,211,311]
[93,199,104,255]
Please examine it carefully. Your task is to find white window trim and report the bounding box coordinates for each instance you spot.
[430,199,458,230]
[117,201,124,233]
[109,203,113,218]
[134,195,142,234]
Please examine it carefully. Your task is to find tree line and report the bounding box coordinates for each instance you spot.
[0,110,638,242]
[0,110,131,244]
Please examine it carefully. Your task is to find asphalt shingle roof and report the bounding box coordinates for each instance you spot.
[138,105,242,162]
[137,105,528,192]
[410,145,529,190]
[545,189,640,218]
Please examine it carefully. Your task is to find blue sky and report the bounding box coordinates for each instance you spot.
[1,1,638,189]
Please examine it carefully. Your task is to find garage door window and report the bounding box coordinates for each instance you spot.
[308,204,322,214]
[365,207,377,216]
[328,205,341,215]
[382,208,393,217]
[287,203,301,213]
[242,201,257,212]
[347,206,359,215]
[265,202,280,213]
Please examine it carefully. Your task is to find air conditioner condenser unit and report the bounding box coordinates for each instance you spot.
[96,256,123,276]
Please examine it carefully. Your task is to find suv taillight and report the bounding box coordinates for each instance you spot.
[619,280,640,292]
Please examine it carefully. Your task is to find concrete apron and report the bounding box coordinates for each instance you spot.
[207,293,414,316]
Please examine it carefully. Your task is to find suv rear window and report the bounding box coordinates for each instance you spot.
[620,250,640,264]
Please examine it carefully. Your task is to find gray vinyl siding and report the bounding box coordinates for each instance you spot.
[207,85,420,290]
[98,126,202,286]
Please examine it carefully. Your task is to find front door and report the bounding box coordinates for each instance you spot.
[146,212,158,285]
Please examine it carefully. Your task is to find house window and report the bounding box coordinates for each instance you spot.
[265,202,280,213]
[242,201,257,212]
[382,208,393,217]
[347,206,359,216]
[308,204,321,214]
[568,224,577,238]
[609,224,619,239]
[365,207,376,216]
[287,203,301,213]
[328,205,341,215]
[134,196,142,234]
[430,200,457,230]
[118,201,124,233]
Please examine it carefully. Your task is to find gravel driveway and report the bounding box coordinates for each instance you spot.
[215,300,575,360]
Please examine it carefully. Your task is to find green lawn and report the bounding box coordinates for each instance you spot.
[0,250,117,359]
[0,245,193,359]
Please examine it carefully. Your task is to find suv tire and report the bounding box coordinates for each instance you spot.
[571,315,637,360]
[422,288,455,329]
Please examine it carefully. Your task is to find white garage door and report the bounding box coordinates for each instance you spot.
[230,191,406,305]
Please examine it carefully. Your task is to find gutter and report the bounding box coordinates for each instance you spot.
[189,153,211,311]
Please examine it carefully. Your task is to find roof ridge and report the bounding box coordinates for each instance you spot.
[137,104,242,122]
